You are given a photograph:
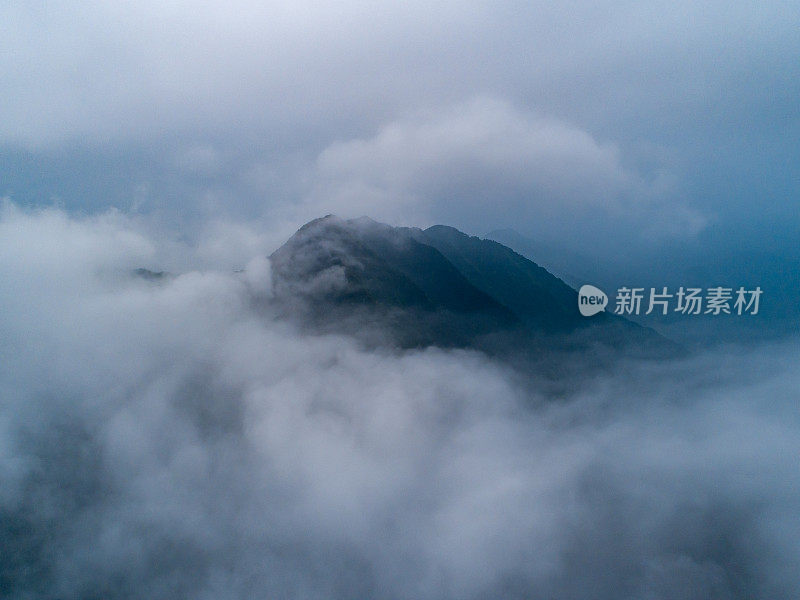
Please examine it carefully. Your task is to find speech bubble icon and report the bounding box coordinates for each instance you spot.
[578,284,608,316]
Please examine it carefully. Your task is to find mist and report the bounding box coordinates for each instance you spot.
[1,203,798,599]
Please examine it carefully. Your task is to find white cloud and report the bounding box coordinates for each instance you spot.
[0,204,797,598]
[304,98,706,238]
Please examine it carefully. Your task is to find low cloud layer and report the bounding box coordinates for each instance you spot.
[1,204,798,599]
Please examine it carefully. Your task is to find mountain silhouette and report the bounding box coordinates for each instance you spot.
[269,215,672,358]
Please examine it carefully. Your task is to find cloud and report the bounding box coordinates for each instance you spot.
[1,1,795,149]
[1,203,798,599]
[304,98,706,239]
[174,144,223,175]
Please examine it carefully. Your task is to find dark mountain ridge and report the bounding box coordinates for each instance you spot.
[269,215,672,360]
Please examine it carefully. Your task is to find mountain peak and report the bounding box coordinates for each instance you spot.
[270,216,671,355]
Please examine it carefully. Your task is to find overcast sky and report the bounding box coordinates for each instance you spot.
[2,0,798,331]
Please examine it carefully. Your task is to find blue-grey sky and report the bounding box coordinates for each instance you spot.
[2,0,798,334]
